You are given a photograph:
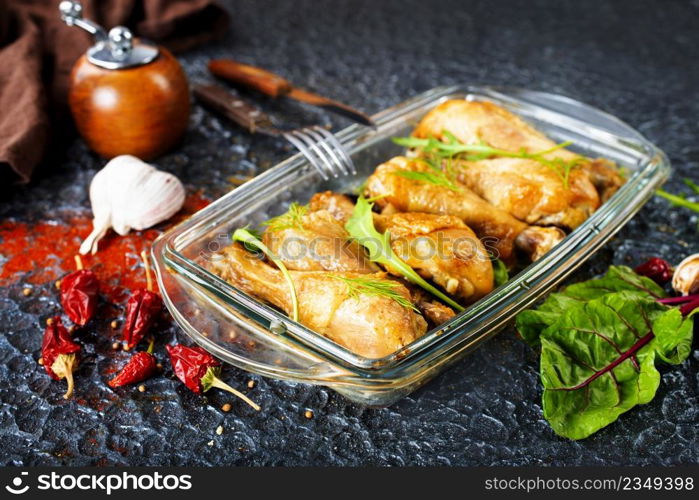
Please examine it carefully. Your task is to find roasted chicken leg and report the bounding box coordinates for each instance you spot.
[363,157,564,262]
[310,191,494,303]
[212,98,622,359]
[414,100,578,160]
[266,193,465,323]
[374,212,493,303]
[412,99,623,224]
[209,243,427,358]
[262,207,378,273]
[452,157,599,229]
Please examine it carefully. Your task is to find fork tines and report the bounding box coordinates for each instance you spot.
[283,126,357,180]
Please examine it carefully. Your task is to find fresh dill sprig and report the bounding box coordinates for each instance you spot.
[532,154,587,189]
[393,131,585,188]
[262,202,309,232]
[329,274,418,311]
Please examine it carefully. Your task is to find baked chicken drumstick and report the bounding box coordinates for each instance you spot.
[209,244,426,358]
[412,99,623,226]
[310,191,494,304]
[259,195,460,325]
[261,205,378,273]
[364,157,565,263]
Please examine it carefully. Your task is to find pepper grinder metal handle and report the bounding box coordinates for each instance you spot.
[59,0,107,41]
[58,0,158,69]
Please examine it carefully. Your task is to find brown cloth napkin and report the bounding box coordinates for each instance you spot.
[0,0,229,183]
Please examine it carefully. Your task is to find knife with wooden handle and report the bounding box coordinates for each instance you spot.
[208,59,375,126]
[193,83,281,135]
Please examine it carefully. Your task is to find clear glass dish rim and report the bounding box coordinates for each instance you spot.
[154,84,670,379]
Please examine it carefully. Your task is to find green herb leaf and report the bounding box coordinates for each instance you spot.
[344,196,465,311]
[328,274,418,312]
[237,225,263,252]
[232,228,299,322]
[683,178,699,195]
[656,188,699,213]
[515,265,666,347]
[393,133,585,188]
[540,292,693,440]
[392,136,429,149]
[557,265,666,301]
[262,202,309,232]
[492,258,509,287]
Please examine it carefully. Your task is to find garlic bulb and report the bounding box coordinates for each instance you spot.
[80,155,185,255]
[672,253,699,296]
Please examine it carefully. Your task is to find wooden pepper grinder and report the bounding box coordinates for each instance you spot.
[59,1,190,160]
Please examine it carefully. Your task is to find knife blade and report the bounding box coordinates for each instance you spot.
[208,59,375,127]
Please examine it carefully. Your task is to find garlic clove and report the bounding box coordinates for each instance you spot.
[122,170,185,231]
[672,253,699,296]
[79,215,111,255]
[80,164,114,255]
[79,155,185,255]
[109,157,157,235]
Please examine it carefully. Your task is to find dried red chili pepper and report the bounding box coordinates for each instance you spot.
[122,252,162,349]
[635,257,673,285]
[108,340,158,388]
[60,255,99,326]
[166,344,260,411]
[42,317,81,399]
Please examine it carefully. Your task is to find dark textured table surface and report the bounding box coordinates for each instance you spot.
[1,0,698,466]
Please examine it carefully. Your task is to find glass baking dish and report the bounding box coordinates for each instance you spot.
[152,85,670,406]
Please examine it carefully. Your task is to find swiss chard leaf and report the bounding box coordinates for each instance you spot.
[557,265,666,301]
[515,266,666,347]
[540,291,693,440]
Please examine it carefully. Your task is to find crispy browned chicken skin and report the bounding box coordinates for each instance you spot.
[262,209,378,273]
[209,244,427,358]
[412,99,623,227]
[310,191,494,304]
[376,212,493,303]
[263,193,462,325]
[363,157,564,263]
[452,157,599,229]
[414,100,576,159]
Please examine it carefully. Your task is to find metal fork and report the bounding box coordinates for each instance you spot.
[194,84,356,180]
[283,126,357,181]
